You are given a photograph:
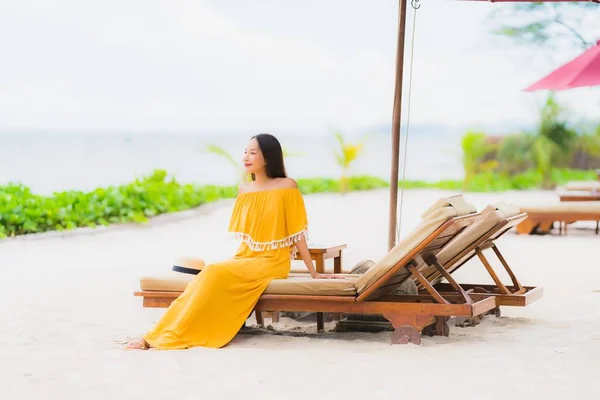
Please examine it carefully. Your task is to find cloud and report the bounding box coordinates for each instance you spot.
[0,0,597,133]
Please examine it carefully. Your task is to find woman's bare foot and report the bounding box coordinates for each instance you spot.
[124,337,150,350]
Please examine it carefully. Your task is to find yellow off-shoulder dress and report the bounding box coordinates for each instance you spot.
[143,187,309,349]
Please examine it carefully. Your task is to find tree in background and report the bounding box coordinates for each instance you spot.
[204,144,303,184]
[488,3,598,50]
[332,131,366,194]
[460,131,498,190]
[495,95,578,187]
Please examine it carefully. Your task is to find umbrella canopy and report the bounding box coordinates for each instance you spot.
[524,40,600,91]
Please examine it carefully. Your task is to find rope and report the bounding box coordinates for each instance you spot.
[396,3,419,243]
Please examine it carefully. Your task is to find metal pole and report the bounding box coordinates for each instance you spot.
[388,0,409,251]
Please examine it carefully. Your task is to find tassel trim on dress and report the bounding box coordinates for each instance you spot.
[230,227,309,259]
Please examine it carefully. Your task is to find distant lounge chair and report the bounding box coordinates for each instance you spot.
[562,181,600,192]
[558,191,600,202]
[135,195,501,345]
[516,201,600,235]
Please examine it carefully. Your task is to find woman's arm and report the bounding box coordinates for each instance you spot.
[295,235,345,279]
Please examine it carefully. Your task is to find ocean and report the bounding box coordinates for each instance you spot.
[0,130,465,195]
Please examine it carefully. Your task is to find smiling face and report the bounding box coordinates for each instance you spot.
[242,138,266,175]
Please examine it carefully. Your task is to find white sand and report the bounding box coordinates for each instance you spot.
[1,189,599,399]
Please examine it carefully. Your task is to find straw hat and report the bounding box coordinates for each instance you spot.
[172,257,205,275]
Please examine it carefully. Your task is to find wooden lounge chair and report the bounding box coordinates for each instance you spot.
[417,202,542,311]
[134,195,498,345]
[562,181,600,192]
[558,190,600,202]
[515,201,600,235]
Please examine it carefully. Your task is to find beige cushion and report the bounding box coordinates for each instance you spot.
[290,265,354,274]
[435,202,519,266]
[563,181,600,191]
[140,274,358,296]
[353,194,477,295]
[558,190,600,198]
[169,260,352,275]
[420,194,477,219]
[519,201,600,214]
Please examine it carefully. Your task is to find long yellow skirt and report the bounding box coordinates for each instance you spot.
[143,246,290,349]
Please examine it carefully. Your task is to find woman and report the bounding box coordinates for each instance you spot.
[126,133,343,350]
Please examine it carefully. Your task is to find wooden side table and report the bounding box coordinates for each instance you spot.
[294,244,347,274]
[258,243,348,332]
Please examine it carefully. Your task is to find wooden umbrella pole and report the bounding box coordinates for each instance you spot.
[388,0,409,251]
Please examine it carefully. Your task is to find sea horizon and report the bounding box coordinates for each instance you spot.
[0,125,477,195]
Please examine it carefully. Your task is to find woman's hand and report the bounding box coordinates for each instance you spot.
[295,235,346,280]
[311,273,347,280]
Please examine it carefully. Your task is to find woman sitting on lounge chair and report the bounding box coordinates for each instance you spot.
[125,133,343,350]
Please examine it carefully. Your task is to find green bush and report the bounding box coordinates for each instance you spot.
[0,171,387,239]
[1,168,596,239]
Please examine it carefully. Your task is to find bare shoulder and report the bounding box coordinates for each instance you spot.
[238,182,252,194]
[275,177,298,189]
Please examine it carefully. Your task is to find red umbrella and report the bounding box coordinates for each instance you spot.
[524,40,600,91]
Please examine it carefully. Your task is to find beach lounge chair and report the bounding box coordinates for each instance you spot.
[418,203,542,311]
[562,181,600,192]
[558,191,600,202]
[134,195,498,345]
[515,201,600,235]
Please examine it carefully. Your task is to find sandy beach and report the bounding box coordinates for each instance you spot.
[2,188,599,399]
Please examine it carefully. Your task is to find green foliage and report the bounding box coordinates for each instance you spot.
[460,131,499,189]
[204,144,244,182]
[488,3,597,49]
[0,172,386,239]
[466,95,590,188]
[455,168,596,193]
[331,131,367,193]
[0,170,236,239]
[538,95,576,154]
[296,175,388,194]
[497,134,535,174]
[575,125,600,158]
[204,143,304,184]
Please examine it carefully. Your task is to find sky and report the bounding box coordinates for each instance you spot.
[0,0,598,136]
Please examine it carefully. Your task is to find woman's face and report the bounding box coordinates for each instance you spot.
[243,138,266,175]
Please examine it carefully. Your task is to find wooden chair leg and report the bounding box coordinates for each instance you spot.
[317,313,325,333]
[476,249,511,295]
[256,311,264,326]
[383,312,436,345]
[271,312,279,323]
[332,252,342,320]
[316,255,326,332]
[491,244,523,292]
[596,220,599,235]
[315,256,325,273]
[334,253,342,274]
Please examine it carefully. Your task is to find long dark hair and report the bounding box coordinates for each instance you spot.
[250,133,287,181]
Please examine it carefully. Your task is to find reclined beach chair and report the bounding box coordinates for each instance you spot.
[134,195,498,345]
[562,181,600,192]
[515,201,600,235]
[417,202,542,311]
[558,190,600,202]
